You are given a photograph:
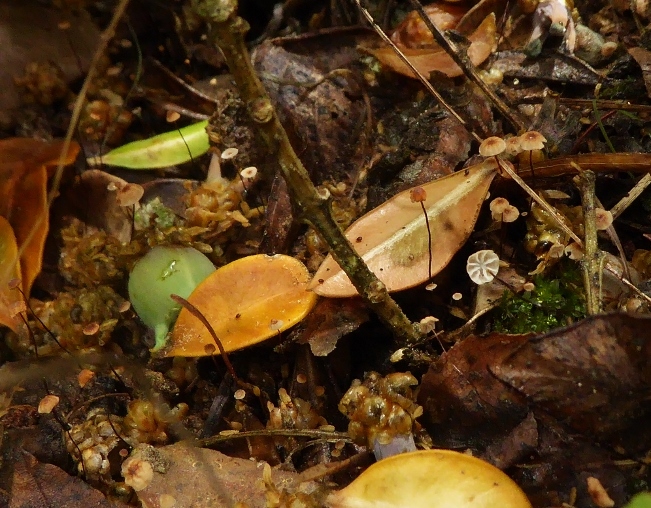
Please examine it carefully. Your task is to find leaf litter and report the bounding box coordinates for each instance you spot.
[4,1,651,507]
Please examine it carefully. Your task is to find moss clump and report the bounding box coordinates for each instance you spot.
[493,264,586,334]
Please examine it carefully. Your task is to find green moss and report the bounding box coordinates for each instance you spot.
[493,264,586,334]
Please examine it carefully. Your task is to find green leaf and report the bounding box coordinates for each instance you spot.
[625,494,651,508]
[87,120,210,169]
[128,246,216,351]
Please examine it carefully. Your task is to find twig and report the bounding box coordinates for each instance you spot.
[406,0,525,134]
[610,173,651,220]
[576,170,604,315]
[192,0,421,346]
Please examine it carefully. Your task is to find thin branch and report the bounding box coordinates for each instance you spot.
[192,0,421,346]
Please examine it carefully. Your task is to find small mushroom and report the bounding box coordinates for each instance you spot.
[467,249,500,284]
[595,208,613,230]
[478,136,506,157]
[519,131,547,151]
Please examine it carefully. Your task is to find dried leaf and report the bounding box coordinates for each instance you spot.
[310,159,498,297]
[128,443,312,508]
[390,4,467,48]
[0,216,21,331]
[326,449,531,508]
[170,254,317,356]
[369,14,497,78]
[0,138,79,328]
[7,448,116,508]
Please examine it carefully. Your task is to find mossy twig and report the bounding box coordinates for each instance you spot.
[576,170,604,315]
[191,0,420,345]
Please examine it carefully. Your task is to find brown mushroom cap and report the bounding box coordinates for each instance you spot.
[479,136,507,157]
[519,131,547,151]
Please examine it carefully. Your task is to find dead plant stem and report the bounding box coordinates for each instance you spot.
[577,170,604,315]
[192,0,420,345]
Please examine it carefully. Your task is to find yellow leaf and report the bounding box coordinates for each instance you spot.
[168,254,317,357]
[326,449,532,508]
[369,14,497,78]
[310,159,498,297]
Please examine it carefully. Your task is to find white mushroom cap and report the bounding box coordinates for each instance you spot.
[467,249,500,284]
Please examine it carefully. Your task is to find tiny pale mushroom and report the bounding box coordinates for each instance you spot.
[221,147,239,160]
[490,197,509,221]
[595,208,613,230]
[505,136,523,156]
[478,136,506,157]
[467,249,500,284]
[519,131,547,151]
[502,205,520,223]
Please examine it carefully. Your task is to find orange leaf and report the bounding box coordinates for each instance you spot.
[0,138,79,298]
[0,216,22,332]
[169,254,317,357]
[309,160,498,297]
[369,13,497,78]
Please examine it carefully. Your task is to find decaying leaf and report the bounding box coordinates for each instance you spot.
[170,254,317,356]
[0,216,21,331]
[326,449,531,508]
[369,14,498,78]
[127,443,315,508]
[0,138,79,331]
[310,159,498,297]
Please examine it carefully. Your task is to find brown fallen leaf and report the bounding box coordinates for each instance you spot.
[5,448,118,508]
[310,159,498,297]
[490,313,651,440]
[127,443,315,508]
[0,138,79,331]
[368,14,497,79]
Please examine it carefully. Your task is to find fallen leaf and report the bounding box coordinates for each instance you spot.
[6,448,117,508]
[310,159,498,297]
[127,443,314,508]
[0,216,21,331]
[170,254,317,356]
[0,3,99,128]
[490,313,651,439]
[390,4,467,48]
[0,138,79,331]
[369,14,497,79]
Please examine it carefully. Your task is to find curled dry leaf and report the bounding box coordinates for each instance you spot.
[369,14,498,79]
[390,3,467,48]
[0,138,79,331]
[310,160,498,297]
[326,449,531,508]
[0,216,21,331]
[170,254,317,356]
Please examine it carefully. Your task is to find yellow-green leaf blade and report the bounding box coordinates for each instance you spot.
[86,120,209,169]
[310,160,498,297]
